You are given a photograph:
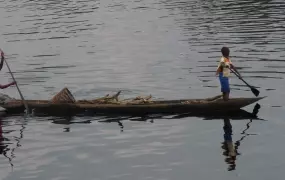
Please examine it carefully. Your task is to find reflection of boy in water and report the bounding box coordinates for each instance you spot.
[222,118,237,171]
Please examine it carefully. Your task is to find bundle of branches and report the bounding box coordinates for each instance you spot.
[77,91,122,104]
[181,95,223,104]
[121,95,153,105]
[77,91,153,105]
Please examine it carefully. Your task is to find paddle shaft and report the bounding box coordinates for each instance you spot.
[229,67,260,97]
[229,68,254,88]
[3,58,29,112]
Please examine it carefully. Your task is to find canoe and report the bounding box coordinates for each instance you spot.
[1,95,265,116]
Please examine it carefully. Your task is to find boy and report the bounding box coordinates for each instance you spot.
[216,47,240,101]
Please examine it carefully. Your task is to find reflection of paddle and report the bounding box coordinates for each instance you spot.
[230,68,260,97]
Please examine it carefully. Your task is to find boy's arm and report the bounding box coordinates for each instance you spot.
[216,67,220,76]
[216,63,222,76]
[216,59,225,76]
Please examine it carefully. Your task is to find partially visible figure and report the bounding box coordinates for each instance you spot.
[0,49,16,89]
[216,47,241,101]
[0,93,15,104]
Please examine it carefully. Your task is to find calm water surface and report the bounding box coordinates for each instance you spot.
[0,0,285,179]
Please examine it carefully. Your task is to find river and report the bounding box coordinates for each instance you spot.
[0,0,284,179]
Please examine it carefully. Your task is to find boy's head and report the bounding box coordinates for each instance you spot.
[221,47,230,57]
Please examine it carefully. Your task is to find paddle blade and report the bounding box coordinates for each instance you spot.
[251,87,260,97]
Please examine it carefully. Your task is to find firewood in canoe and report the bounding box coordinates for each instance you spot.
[181,95,223,104]
[119,96,141,103]
[140,94,152,102]
[133,96,142,100]
[181,100,200,104]
[204,95,223,101]
[93,94,110,101]
[125,94,153,104]
[99,91,121,103]
[76,99,94,104]
[76,94,110,104]
[109,90,121,101]
[128,94,152,101]
[87,91,122,104]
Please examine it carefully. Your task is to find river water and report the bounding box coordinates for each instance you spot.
[0,0,285,179]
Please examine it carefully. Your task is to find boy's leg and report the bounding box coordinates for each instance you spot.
[225,92,229,101]
[224,77,230,101]
[222,92,229,101]
[219,73,230,101]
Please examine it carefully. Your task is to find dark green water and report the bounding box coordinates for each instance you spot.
[0,0,284,179]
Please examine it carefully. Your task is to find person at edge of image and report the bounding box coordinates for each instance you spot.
[216,47,241,101]
[0,49,16,89]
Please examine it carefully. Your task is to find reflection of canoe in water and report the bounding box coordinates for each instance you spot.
[168,103,263,121]
[1,95,265,116]
[48,104,263,128]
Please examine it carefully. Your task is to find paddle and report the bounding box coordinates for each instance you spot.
[1,51,29,113]
[229,68,260,97]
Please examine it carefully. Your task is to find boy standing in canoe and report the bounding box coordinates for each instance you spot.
[216,47,241,101]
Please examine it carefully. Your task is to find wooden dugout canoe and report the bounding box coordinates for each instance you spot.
[0,95,265,116]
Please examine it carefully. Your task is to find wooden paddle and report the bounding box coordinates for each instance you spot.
[229,68,260,97]
[1,52,29,113]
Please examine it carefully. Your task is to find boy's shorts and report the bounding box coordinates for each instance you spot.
[219,72,230,93]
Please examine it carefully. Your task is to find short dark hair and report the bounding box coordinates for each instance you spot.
[221,47,230,57]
